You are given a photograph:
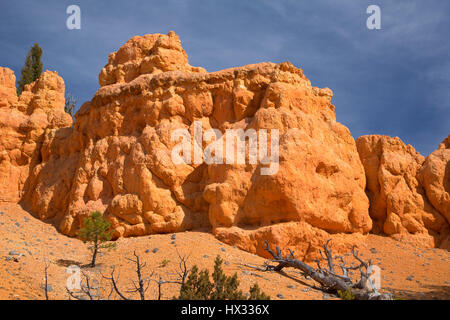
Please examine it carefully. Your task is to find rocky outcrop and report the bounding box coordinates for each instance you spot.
[15,32,372,260]
[1,32,447,259]
[99,31,206,87]
[356,135,449,248]
[0,68,18,107]
[419,135,450,226]
[0,68,72,203]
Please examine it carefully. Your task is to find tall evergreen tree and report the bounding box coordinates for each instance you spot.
[17,43,43,95]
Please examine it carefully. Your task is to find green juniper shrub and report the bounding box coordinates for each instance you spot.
[210,256,244,300]
[337,287,356,300]
[248,283,270,300]
[177,255,270,300]
[159,259,170,268]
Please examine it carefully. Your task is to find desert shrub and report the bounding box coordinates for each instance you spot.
[159,259,170,268]
[177,255,269,300]
[338,287,356,300]
[248,283,270,300]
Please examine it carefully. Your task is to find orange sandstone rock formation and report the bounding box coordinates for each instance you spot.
[7,32,371,260]
[419,135,450,225]
[0,67,18,107]
[0,32,448,260]
[356,135,450,248]
[98,31,206,86]
[0,68,72,203]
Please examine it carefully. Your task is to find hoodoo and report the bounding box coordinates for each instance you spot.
[0,32,448,260]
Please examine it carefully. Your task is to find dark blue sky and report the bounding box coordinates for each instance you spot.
[1,0,448,155]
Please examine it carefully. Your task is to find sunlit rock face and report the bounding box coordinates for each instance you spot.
[0,67,72,203]
[4,31,447,260]
[356,135,450,249]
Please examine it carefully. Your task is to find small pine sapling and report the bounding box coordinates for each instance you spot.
[78,211,116,267]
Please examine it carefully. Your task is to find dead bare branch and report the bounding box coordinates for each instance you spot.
[102,268,130,300]
[124,251,148,300]
[101,250,192,300]
[262,240,393,300]
[43,259,49,300]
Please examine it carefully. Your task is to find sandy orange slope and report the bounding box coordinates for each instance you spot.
[0,202,448,300]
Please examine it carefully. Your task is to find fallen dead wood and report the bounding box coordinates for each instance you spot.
[262,240,393,300]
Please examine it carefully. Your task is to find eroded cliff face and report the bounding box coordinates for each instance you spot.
[356,135,450,249]
[0,31,448,259]
[3,32,371,260]
[420,135,450,226]
[0,68,72,203]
